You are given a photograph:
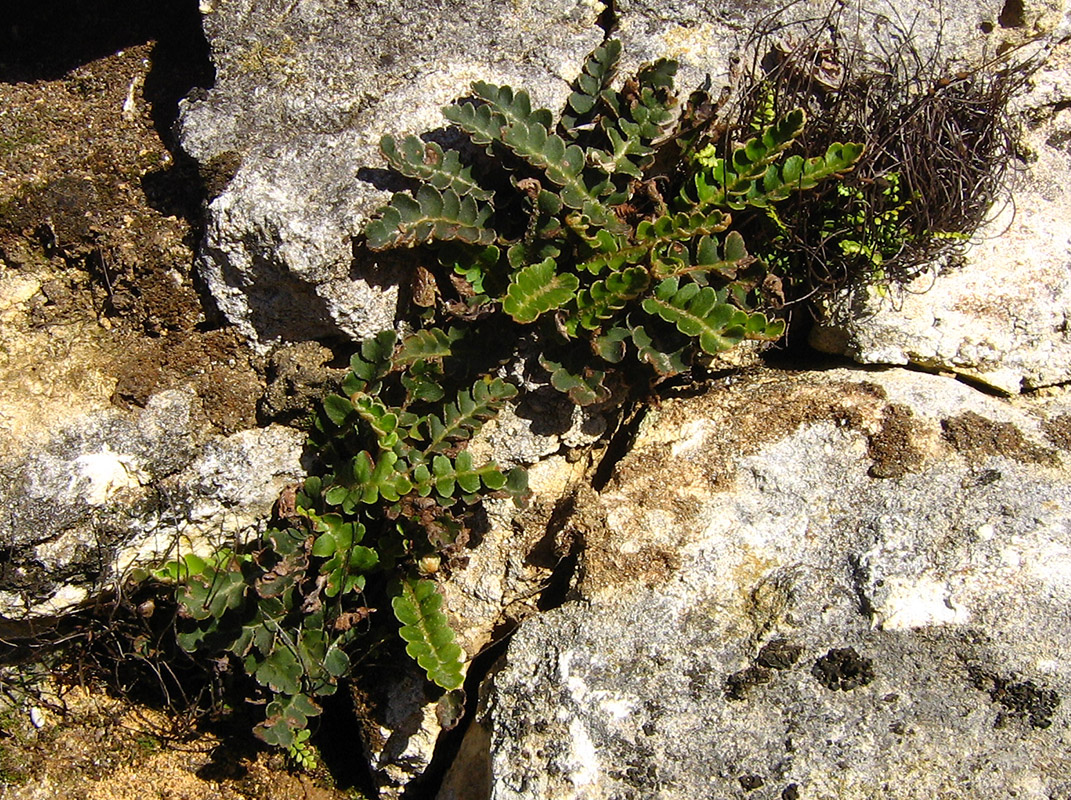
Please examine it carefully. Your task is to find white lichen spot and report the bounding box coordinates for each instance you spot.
[670,419,715,457]
[68,449,145,505]
[1025,537,1071,590]
[567,716,600,788]
[599,696,634,721]
[37,585,89,616]
[872,574,970,630]
[1000,546,1022,568]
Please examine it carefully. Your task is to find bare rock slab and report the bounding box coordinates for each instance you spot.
[0,389,304,619]
[444,368,1071,799]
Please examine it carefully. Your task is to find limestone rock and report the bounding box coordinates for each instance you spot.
[444,367,1071,799]
[178,0,604,350]
[614,0,1050,100]
[0,389,304,619]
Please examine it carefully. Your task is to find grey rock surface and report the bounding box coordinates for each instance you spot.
[442,367,1071,799]
[178,0,604,350]
[810,41,1071,393]
[0,389,304,619]
[614,0,1062,101]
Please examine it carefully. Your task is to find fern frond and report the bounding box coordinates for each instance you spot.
[365,185,495,250]
[588,120,653,178]
[394,326,466,368]
[341,330,397,396]
[630,322,690,376]
[562,38,622,135]
[540,356,612,406]
[380,134,494,201]
[419,377,518,455]
[391,577,465,690]
[591,325,631,363]
[636,208,731,244]
[325,450,414,510]
[577,267,651,330]
[654,230,752,280]
[641,277,749,354]
[737,142,866,209]
[685,108,807,210]
[470,81,554,132]
[501,257,580,323]
[411,450,512,502]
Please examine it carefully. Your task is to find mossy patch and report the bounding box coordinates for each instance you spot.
[941,411,1060,466]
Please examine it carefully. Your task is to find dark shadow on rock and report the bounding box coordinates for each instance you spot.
[0,0,214,99]
[513,387,581,438]
[210,240,348,345]
[356,166,415,193]
[140,154,204,220]
[141,1,215,147]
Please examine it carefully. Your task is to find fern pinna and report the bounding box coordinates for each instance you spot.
[165,40,862,762]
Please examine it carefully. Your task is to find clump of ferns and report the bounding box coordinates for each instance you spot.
[161,39,864,761]
[367,40,862,403]
[724,5,1028,302]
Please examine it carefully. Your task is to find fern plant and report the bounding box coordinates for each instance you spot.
[365,39,863,401]
[163,329,527,754]
[163,39,863,761]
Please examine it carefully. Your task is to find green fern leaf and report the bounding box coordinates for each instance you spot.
[411,450,511,501]
[469,81,554,133]
[636,208,730,244]
[636,58,678,92]
[630,323,690,376]
[743,310,787,341]
[740,142,866,208]
[342,330,396,396]
[443,81,552,149]
[421,377,518,455]
[394,327,466,368]
[540,355,612,405]
[641,277,750,354]
[501,258,579,323]
[591,326,632,363]
[177,564,247,623]
[441,244,500,296]
[401,360,446,404]
[380,134,494,201]
[625,86,677,142]
[350,393,401,449]
[365,185,495,250]
[589,120,653,178]
[577,266,651,330]
[257,693,321,749]
[391,577,465,690]
[443,98,510,149]
[562,39,622,135]
[250,643,303,696]
[654,230,752,280]
[686,108,807,209]
[328,450,414,509]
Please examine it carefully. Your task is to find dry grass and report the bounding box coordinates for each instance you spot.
[709,3,1036,304]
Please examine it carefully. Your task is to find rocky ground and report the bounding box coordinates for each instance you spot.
[3,1,1071,799]
[0,3,359,798]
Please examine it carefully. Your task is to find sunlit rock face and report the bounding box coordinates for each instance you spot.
[444,368,1071,800]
